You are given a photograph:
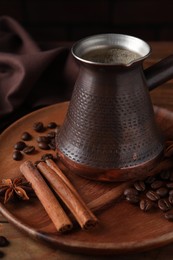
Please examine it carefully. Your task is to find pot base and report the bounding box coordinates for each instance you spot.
[57,148,163,182]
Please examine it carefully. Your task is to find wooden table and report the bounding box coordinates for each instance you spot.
[1,42,173,259]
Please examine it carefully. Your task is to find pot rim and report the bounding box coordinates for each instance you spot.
[71,33,151,67]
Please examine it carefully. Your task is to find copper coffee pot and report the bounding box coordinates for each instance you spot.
[56,34,173,182]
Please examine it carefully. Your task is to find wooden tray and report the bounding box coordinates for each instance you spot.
[1,102,173,255]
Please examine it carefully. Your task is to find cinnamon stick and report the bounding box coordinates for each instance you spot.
[87,158,173,212]
[37,161,98,230]
[45,159,98,220]
[20,161,72,233]
[88,182,130,212]
[46,159,80,197]
[44,158,173,215]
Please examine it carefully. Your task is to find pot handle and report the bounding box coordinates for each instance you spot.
[144,55,173,91]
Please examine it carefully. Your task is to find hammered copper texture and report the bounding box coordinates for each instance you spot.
[57,79,163,169]
[56,34,168,173]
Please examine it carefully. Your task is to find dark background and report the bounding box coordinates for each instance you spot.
[1,0,173,42]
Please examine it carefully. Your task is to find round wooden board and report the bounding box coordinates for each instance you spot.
[1,102,173,254]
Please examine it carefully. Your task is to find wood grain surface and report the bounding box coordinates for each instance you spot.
[1,101,173,256]
[1,42,173,259]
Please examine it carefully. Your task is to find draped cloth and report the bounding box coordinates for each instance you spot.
[0,16,79,132]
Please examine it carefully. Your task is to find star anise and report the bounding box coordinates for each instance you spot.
[0,177,34,204]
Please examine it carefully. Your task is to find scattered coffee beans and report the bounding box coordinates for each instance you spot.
[41,153,54,161]
[38,142,50,150]
[146,191,160,201]
[159,171,170,180]
[12,121,60,161]
[13,150,23,161]
[151,180,163,190]
[140,199,154,212]
[124,168,173,222]
[47,131,56,139]
[0,236,9,247]
[34,160,42,166]
[156,187,168,197]
[134,180,146,192]
[158,199,172,212]
[14,141,26,151]
[36,133,57,150]
[125,194,139,204]
[48,139,56,150]
[0,236,10,258]
[23,146,35,154]
[33,122,45,132]
[166,182,173,189]
[47,122,57,129]
[165,210,173,221]
[123,187,138,197]
[169,194,173,204]
[145,176,156,184]
[21,132,32,141]
[34,153,56,166]
[36,136,49,143]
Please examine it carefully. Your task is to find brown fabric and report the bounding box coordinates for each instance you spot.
[0,16,79,132]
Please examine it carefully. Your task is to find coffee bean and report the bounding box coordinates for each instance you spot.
[166,182,173,189]
[13,150,23,161]
[47,122,57,129]
[165,209,173,221]
[14,141,26,151]
[134,180,146,191]
[41,153,54,161]
[0,236,9,247]
[21,132,32,141]
[123,188,139,197]
[47,131,56,139]
[169,194,173,204]
[151,180,164,190]
[34,160,42,166]
[55,127,60,135]
[123,164,173,221]
[38,142,50,150]
[56,153,60,160]
[156,187,168,197]
[158,199,172,211]
[140,199,154,212]
[36,136,49,143]
[125,194,139,204]
[23,146,35,154]
[146,191,160,201]
[145,176,156,184]
[48,139,56,150]
[33,122,45,132]
[160,171,170,180]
